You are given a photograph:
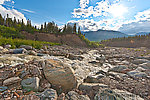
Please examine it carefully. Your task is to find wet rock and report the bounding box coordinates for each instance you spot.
[21,77,40,92]
[20,45,33,50]
[43,59,77,92]
[94,89,125,100]
[3,77,22,86]
[36,88,57,100]
[127,70,147,79]
[65,91,90,100]
[132,59,149,65]
[0,86,8,92]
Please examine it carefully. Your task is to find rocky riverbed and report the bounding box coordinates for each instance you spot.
[0,45,150,100]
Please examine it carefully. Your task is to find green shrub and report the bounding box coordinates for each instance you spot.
[78,34,105,48]
[0,36,60,49]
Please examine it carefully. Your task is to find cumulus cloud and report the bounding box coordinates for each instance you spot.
[0,0,11,4]
[119,9,150,34]
[72,0,129,31]
[80,0,89,8]
[0,0,27,24]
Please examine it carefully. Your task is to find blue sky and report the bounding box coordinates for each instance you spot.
[1,0,150,34]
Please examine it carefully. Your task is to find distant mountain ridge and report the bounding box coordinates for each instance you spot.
[83,29,128,41]
[135,32,150,36]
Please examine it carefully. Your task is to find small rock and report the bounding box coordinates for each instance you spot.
[127,70,147,79]
[28,50,37,56]
[84,74,105,83]
[132,59,149,65]
[65,91,90,100]
[21,77,40,92]
[108,65,129,73]
[0,46,3,50]
[20,45,33,50]
[3,77,22,86]
[10,48,27,54]
[36,88,57,100]
[94,89,125,100]
[0,86,8,92]
[4,45,11,49]
[139,61,150,70]
[22,95,40,100]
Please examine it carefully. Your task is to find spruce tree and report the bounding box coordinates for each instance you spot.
[73,23,76,34]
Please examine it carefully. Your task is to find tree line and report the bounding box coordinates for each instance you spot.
[0,13,82,34]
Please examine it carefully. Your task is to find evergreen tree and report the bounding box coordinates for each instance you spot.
[78,27,81,34]
[66,24,72,33]
[44,22,47,32]
[0,14,4,25]
[73,23,76,34]
[40,24,43,32]
[63,24,66,33]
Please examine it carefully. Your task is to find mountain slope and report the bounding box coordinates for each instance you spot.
[83,29,128,41]
[135,32,150,36]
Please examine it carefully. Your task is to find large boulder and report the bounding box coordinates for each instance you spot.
[43,59,77,92]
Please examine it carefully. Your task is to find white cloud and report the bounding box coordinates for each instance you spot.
[72,0,129,31]
[0,0,27,24]
[0,0,11,4]
[22,9,35,13]
[80,0,89,8]
[119,9,150,34]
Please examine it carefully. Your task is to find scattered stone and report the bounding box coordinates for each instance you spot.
[3,77,22,86]
[21,77,40,92]
[108,65,129,73]
[4,45,11,49]
[132,59,149,65]
[10,48,27,54]
[43,59,77,92]
[139,61,150,70]
[127,70,147,79]
[22,94,40,100]
[65,91,90,100]
[36,88,57,100]
[94,89,125,100]
[66,54,84,60]
[0,86,8,92]
[28,50,37,56]
[20,45,33,50]
[84,74,105,83]
[0,46,3,50]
